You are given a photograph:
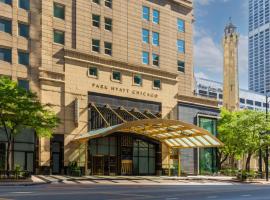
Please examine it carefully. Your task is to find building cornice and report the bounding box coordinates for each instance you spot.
[172,0,193,9]
[178,94,219,109]
[64,48,178,82]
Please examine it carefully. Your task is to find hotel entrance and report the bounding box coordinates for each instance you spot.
[88,134,161,176]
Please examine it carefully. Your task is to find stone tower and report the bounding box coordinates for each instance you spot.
[223,19,239,111]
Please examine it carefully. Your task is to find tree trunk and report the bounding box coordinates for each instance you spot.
[6,140,11,172]
[245,153,252,172]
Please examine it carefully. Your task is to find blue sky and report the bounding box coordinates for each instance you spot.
[193,0,249,89]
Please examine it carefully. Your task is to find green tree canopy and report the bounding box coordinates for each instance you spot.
[0,77,60,171]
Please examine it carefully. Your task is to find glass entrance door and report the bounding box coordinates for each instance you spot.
[52,142,61,174]
[93,156,104,175]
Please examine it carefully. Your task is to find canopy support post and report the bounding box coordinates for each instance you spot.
[168,148,171,176]
[178,149,181,177]
[85,141,88,175]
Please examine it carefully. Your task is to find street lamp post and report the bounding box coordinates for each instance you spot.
[266,95,269,181]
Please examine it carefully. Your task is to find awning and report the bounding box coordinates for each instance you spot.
[73,118,223,149]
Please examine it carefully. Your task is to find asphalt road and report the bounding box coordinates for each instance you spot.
[0,184,270,200]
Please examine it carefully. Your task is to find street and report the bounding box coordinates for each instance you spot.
[0,184,270,200]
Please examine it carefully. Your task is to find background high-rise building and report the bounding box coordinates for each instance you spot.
[248,0,270,94]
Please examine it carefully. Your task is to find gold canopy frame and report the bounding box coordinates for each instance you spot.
[73,118,223,149]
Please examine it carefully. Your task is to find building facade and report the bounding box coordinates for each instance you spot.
[0,0,222,176]
[248,0,270,94]
[195,77,268,111]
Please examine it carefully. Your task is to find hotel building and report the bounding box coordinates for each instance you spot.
[0,0,222,176]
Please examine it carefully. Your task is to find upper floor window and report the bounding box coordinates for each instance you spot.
[152,53,159,66]
[177,18,185,32]
[92,0,100,4]
[240,98,245,103]
[0,18,11,34]
[18,79,29,91]
[88,67,98,78]
[177,39,185,53]
[177,60,185,72]
[142,51,149,65]
[153,79,161,90]
[54,3,65,20]
[105,17,112,31]
[153,9,159,24]
[112,71,121,82]
[92,14,100,28]
[142,29,149,43]
[18,23,29,38]
[104,42,112,55]
[18,51,29,66]
[105,0,112,8]
[92,39,100,52]
[152,32,159,46]
[19,0,29,10]
[0,48,12,63]
[133,74,142,86]
[142,6,150,21]
[54,30,65,45]
[0,0,12,5]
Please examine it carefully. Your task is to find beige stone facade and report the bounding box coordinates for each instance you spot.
[0,0,214,174]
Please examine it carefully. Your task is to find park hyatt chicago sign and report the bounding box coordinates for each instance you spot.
[91,83,159,99]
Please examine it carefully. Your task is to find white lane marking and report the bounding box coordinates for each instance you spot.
[241,194,251,197]
[207,196,218,199]
[10,192,33,194]
[166,198,179,200]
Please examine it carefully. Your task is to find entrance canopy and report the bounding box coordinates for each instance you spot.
[73,118,223,149]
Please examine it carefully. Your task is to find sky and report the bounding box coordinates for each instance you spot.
[193,0,249,89]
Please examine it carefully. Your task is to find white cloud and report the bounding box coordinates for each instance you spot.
[194,0,231,5]
[195,72,209,79]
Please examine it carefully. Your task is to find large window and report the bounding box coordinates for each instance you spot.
[0,18,12,34]
[152,53,159,66]
[92,39,100,52]
[142,51,149,64]
[177,60,185,72]
[54,30,65,45]
[142,6,150,21]
[177,39,185,53]
[152,32,159,46]
[18,79,29,91]
[153,79,161,89]
[177,18,185,32]
[0,48,12,63]
[133,74,142,86]
[54,3,65,20]
[112,71,121,82]
[19,0,29,10]
[88,67,98,78]
[18,23,29,38]
[199,117,217,175]
[18,51,29,66]
[92,0,100,4]
[92,14,100,27]
[142,29,149,43]
[153,9,159,24]
[105,0,112,8]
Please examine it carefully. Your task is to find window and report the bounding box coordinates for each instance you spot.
[142,6,150,21]
[88,67,98,77]
[177,39,185,53]
[152,53,159,66]
[54,3,65,20]
[246,99,254,105]
[92,14,100,27]
[152,32,159,46]
[0,0,12,5]
[133,74,142,86]
[240,98,245,103]
[104,42,112,55]
[54,30,65,45]
[255,101,262,107]
[92,39,100,52]
[18,23,29,38]
[153,9,159,24]
[0,18,11,34]
[142,29,149,43]
[142,51,149,64]
[18,79,29,91]
[177,60,185,72]
[105,0,112,8]
[19,0,29,10]
[177,18,185,32]
[92,0,100,4]
[112,71,121,82]
[0,48,12,63]
[153,79,161,89]
[105,17,112,31]
[18,51,29,66]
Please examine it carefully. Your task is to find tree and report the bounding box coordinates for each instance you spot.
[0,77,60,171]
[218,108,270,171]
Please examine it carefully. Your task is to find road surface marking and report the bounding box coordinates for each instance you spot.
[10,192,33,194]
[207,196,218,199]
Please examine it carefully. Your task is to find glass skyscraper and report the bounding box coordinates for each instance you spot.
[249,0,270,94]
